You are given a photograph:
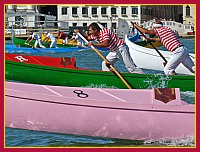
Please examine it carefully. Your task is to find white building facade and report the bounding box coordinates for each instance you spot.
[5,4,195,36]
[183,4,195,25]
[57,5,141,28]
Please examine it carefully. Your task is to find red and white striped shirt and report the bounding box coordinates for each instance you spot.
[89,28,124,51]
[154,26,182,52]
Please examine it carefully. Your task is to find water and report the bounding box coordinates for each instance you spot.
[5,38,195,147]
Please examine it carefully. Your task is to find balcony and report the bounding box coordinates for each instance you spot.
[111,14,118,18]
[92,14,98,17]
[131,14,138,18]
[82,14,89,17]
[72,14,79,17]
[121,14,128,17]
[102,14,108,17]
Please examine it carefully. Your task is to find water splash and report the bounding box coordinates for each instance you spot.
[143,74,172,89]
[144,135,195,147]
[83,84,118,89]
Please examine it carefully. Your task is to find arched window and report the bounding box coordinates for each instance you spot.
[186,5,190,16]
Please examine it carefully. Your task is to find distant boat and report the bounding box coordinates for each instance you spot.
[5,54,195,92]
[5,44,87,54]
[13,37,76,48]
[9,37,108,53]
[129,29,162,48]
[126,35,195,75]
[6,81,194,141]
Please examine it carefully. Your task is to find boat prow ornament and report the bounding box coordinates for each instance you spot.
[154,88,176,103]
[60,57,76,67]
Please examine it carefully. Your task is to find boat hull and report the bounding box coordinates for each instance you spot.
[13,37,75,48]
[5,53,77,69]
[10,37,108,52]
[6,81,194,141]
[125,36,195,75]
[5,44,88,53]
[5,60,195,91]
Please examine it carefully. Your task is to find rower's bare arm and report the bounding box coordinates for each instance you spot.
[88,40,109,48]
[149,37,161,42]
[131,22,156,35]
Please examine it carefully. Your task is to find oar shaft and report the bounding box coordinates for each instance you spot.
[135,27,168,63]
[77,33,132,89]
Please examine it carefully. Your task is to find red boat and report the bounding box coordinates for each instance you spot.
[5,53,77,69]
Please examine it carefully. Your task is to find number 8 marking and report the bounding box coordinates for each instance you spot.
[73,90,89,98]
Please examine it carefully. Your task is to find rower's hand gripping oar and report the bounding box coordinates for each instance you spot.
[25,42,35,49]
[77,32,132,89]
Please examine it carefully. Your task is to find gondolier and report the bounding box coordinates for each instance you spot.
[43,31,58,48]
[132,21,195,75]
[57,31,68,44]
[77,22,144,74]
[25,31,46,48]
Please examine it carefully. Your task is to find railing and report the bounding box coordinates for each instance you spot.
[142,20,195,36]
[5,20,70,38]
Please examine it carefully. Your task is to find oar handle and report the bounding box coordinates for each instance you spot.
[77,32,132,89]
[25,42,33,47]
[135,26,168,64]
[77,33,95,50]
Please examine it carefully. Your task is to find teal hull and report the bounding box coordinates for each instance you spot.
[5,60,195,92]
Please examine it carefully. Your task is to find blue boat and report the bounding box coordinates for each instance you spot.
[5,44,90,53]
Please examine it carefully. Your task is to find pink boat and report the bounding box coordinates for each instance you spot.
[5,81,194,141]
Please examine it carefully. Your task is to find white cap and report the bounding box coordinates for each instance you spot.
[152,21,163,28]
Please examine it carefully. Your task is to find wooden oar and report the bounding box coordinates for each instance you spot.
[134,26,168,64]
[77,32,132,89]
[25,43,43,49]
[25,42,35,48]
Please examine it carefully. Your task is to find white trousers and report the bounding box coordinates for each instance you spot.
[34,39,46,48]
[102,44,144,74]
[77,41,85,47]
[63,38,68,44]
[164,46,195,75]
[50,39,58,48]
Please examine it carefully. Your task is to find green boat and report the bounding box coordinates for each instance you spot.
[13,37,75,48]
[13,36,162,49]
[5,60,195,92]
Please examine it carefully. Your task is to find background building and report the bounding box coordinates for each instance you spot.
[5,4,195,37]
[182,4,195,25]
[57,5,142,29]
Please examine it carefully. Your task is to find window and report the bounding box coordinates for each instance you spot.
[92,7,97,15]
[112,23,117,29]
[101,23,107,28]
[121,7,127,17]
[101,7,107,15]
[62,7,67,15]
[72,7,77,15]
[111,7,116,15]
[186,5,190,16]
[83,23,87,27]
[132,7,138,14]
[73,23,77,26]
[82,7,88,16]
[121,7,126,14]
